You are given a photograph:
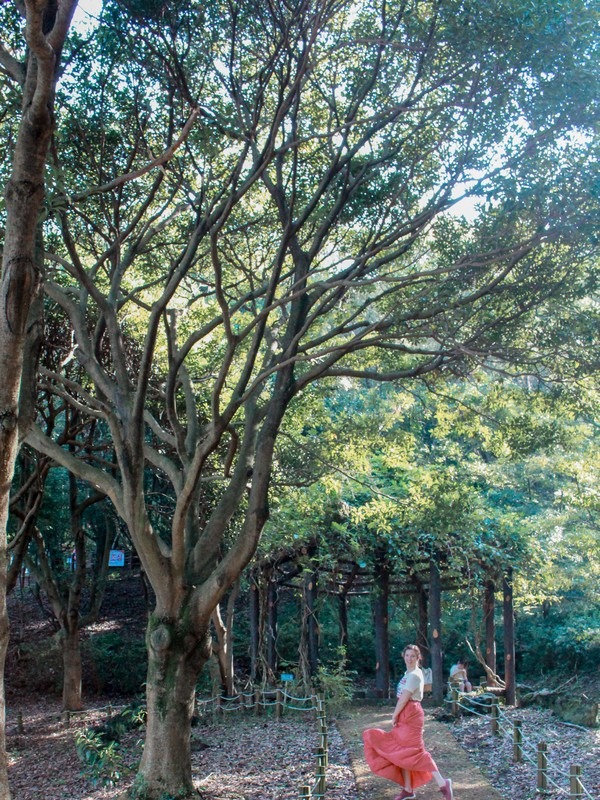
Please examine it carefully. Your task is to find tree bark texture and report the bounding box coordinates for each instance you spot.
[0,5,78,795]
[428,561,444,705]
[503,570,517,705]
[137,616,211,797]
[61,628,83,711]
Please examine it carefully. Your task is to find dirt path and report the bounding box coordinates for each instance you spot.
[335,704,504,800]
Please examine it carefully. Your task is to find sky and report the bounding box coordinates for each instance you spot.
[73,0,103,29]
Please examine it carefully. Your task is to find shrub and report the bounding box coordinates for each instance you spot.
[85,632,147,695]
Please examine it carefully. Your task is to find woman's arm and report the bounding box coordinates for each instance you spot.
[392,689,413,725]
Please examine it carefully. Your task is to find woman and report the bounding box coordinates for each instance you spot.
[363,644,454,800]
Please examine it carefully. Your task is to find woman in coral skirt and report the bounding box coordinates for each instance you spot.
[363,644,454,800]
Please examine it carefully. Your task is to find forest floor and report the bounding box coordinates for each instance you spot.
[6,695,600,800]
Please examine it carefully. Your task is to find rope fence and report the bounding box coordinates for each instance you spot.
[195,686,329,799]
[448,688,595,800]
[13,687,329,799]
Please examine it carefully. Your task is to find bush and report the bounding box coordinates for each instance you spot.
[85,632,147,695]
[75,729,125,788]
[74,702,145,788]
[315,652,356,713]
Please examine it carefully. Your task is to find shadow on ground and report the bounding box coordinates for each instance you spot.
[335,704,504,800]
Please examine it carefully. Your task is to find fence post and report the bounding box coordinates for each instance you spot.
[299,786,311,799]
[320,731,329,766]
[216,695,223,718]
[569,765,583,799]
[451,688,459,717]
[491,697,499,735]
[276,688,284,719]
[16,711,24,734]
[61,710,71,728]
[316,750,327,797]
[255,688,262,716]
[512,719,523,762]
[537,742,548,792]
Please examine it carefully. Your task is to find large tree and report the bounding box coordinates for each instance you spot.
[0,3,78,797]
[11,0,600,796]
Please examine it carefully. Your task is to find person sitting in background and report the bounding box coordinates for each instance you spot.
[449,659,472,692]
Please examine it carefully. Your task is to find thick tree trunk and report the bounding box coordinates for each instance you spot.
[428,561,444,705]
[0,119,46,800]
[136,615,211,798]
[0,594,7,800]
[61,627,83,711]
[372,555,390,698]
[484,579,497,685]
[0,8,78,794]
[503,570,517,706]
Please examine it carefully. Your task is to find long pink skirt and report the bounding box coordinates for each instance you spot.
[363,701,438,789]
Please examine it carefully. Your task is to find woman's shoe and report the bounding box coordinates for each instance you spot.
[394,791,416,800]
[439,778,454,800]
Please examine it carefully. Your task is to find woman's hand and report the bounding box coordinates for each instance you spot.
[392,689,412,726]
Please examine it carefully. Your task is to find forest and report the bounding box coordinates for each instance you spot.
[0,1,598,799]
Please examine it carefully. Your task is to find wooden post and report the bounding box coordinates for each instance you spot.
[484,578,497,684]
[429,560,444,705]
[512,720,522,762]
[537,742,548,792]
[249,577,260,683]
[255,688,262,716]
[372,551,391,698]
[305,568,319,678]
[451,688,459,717]
[416,580,430,667]
[491,698,499,735]
[216,695,223,718]
[62,710,71,728]
[300,786,311,799]
[316,750,327,797]
[503,570,516,706]
[267,574,279,677]
[16,711,24,734]
[276,688,284,719]
[569,765,583,799]
[320,732,328,766]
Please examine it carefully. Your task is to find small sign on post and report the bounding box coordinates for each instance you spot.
[108,550,125,567]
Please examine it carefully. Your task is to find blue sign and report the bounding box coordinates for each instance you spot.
[280,673,294,682]
[108,550,125,567]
